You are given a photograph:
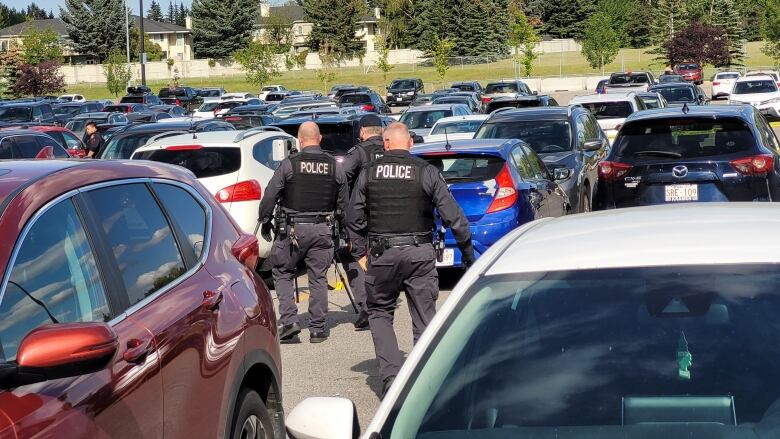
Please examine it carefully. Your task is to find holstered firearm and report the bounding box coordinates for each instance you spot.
[434,213,446,262]
[273,203,289,237]
[330,211,349,254]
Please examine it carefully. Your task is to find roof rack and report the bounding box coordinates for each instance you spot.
[147,130,192,144]
[234,126,284,143]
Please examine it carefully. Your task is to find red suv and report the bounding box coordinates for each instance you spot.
[673,63,703,85]
[0,125,88,157]
[0,160,283,438]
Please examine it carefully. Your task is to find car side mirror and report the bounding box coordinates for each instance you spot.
[0,322,117,390]
[272,138,291,161]
[286,397,360,439]
[583,139,604,152]
[553,167,572,180]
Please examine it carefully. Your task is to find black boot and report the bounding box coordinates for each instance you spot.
[354,310,369,331]
[278,322,301,341]
[310,329,330,343]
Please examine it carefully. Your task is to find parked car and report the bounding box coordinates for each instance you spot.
[398,104,472,137]
[150,104,187,117]
[272,100,336,119]
[214,99,264,117]
[96,118,235,159]
[649,82,708,107]
[673,62,704,84]
[196,87,225,102]
[386,78,425,106]
[569,92,647,143]
[746,70,780,86]
[2,125,87,158]
[132,128,297,277]
[337,92,389,114]
[103,103,150,113]
[0,129,70,158]
[191,101,221,118]
[596,105,780,209]
[410,94,436,107]
[482,80,533,105]
[158,86,203,111]
[595,78,609,94]
[258,85,287,101]
[53,101,105,125]
[658,73,686,84]
[271,114,395,159]
[330,86,370,102]
[287,107,364,119]
[711,71,741,99]
[65,112,130,138]
[423,114,489,143]
[287,202,780,439]
[432,95,482,113]
[57,94,85,103]
[604,71,657,93]
[120,91,162,106]
[475,106,608,213]
[485,94,559,113]
[728,75,780,119]
[0,101,56,126]
[637,91,669,109]
[450,81,483,94]
[125,111,173,123]
[0,159,283,439]
[223,112,279,130]
[326,84,355,100]
[263,92,289,103]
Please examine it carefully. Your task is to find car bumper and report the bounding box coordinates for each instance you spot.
[438,211,519,268]
[386,95,414,104]
[757,104,780,118]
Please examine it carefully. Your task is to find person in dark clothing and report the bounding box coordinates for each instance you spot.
[347,122,475,397]
[258,121,349,343]
[338,114,386,330]
[83,122,104,158]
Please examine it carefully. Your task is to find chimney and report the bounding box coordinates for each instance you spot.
[374,7,380,19]
[185,15,192,29]
[260,1,271,18]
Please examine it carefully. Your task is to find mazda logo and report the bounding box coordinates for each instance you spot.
[672,165,688,178]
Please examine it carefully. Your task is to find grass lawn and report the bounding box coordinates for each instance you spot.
[66,41,777,100]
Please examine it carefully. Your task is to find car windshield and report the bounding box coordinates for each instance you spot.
[55,106,80,115]
[400,110,453,130]
[485,83,518,94]
[733,80,778,94]
[677,63,699,70]
[217,102,244,111]
[384,265,780,438]
[433,97,469,106]
[716,73,740,80]
[654,87,696,103]
[391,80,417,89]
[610,74,649,84]
[104,105,130,113]
[99,134,156,159]
[431,120,484,135]
[198,89,221,97]
[340,94,372,105]
[640,96,662,109]
[0,106,32,121]
[613,117,754,162]
[421,154,504,183]
[659,75,685,83]
[198,102,219,112]
[475,120,572,153]
[134,147,241,178]
[121,96,144,103]
[453,84,476,91]
[578,101,634,118]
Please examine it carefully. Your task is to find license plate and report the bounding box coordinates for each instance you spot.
[436,248,454,267]
[665,184,698,202]
[396,98,403,102]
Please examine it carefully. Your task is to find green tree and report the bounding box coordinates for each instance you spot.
[626,1,653,48]
[410,0,453,53]
[581,12,621,74]
[130,28,165,62]
[541,0,595,38]
[300,0,367,63]
[0,44,23,97]
[60,0,129,62]
[295,49,308,70]
[147,0,164,21]
[176,4,189,27]
[375,35,394,82]
[712,0,746,66]
[262,11,294,53]
[431,36,455,84]
[191,0,259,59]
[597,0,634,47]
[233,41,280,89]
[167,1,176,23]
[508,6,540,77]
[20,26,63,65]
[376,0,415,48]
[762,0,780,67]
[456,0,509,56]
[103,48,132,97]
[651,0,687,46]
[316,45,337,90]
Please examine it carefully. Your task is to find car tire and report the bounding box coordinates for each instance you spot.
[231,389,275,439]
[579,190,591,214]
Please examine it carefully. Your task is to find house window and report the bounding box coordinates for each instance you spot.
[176,33,184,47]
[296,26,302,36]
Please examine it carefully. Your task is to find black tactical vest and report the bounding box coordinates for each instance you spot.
[366,154,434,235]
[360,137,385,163]
[282,151,339,213]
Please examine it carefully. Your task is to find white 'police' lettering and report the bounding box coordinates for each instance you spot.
[300,161,330,174]
[375,164,414,180]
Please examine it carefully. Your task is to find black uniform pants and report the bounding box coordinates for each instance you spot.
[366,243,438,381]
[271,223,334,331]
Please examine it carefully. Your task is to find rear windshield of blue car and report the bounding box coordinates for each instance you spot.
[420,154,504,183]
[614,117,755,162]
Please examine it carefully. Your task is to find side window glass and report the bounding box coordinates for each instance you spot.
[84,184,186,307]
[522,146,545,179]
[511,146,533,180]
[13,135,43,158]
[32,107,42,119]
[37,135,69,158]
[63,132,83,149]
[42,105,53,118]
[153,183,208,259]
[575,116,587,147]
[253,136,284,170]
[0,199,109,361]
[0,138,13,159]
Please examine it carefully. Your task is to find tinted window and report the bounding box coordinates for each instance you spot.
[487,99,543,112]
[120,96,144,104]
[99,134,156,159]
[340,94,372,105]
[41,105,53,118]
[252,136,284,169]
[476,120,572,153]
[510,147,533,180]
[85,184,185,306]
[734,80,778,94]
[614,117,755,162]
[159,89,187,98]
[677,63,699,69]
[55,105,80,116]
[0,200,108,361]
[610,73,650,84]
[0,106,32,121]
[198,89,221,97]
[62,131,83,149]
[578,101,634,119]
[134,147,241,178]
[453,84,476,92]
[153,183,207,259]
[399,110,453,130]
[13,135,44,158]
[198,102,219,112]
[716,73,740,80]
[36,135,69,158]
[420,154,504,183]
[653,87,696,103]
[104,105,130,113]
[641,96,662,109]
[390,79,417,89]
[485,83,518,94]
[0,138,11,158]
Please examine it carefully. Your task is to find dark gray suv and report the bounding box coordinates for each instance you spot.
[386,78,424,106]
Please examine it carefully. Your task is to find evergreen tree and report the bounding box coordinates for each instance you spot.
[147,0,164,22]
[712,0,746,66]
[60,0,130,62]
[176,4,188,27]
[651,0,687,46]
[762,0,780,66]
[626,2,653,47]
[167,1,176,24]
[410,0,453,53]
[191,0,259,59]
[299,0,367,64]
[454,0,509,56]
[541,0,595,38]
[172,1,181,25]
[376,0,416,49]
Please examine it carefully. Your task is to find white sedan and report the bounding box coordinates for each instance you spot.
[288,203,780,438]
[423,115,488,143]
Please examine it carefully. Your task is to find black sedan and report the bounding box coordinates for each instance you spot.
[595,105,780,209]
[649,82,708,106]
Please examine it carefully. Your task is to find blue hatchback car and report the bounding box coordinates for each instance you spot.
[413,139,567,267]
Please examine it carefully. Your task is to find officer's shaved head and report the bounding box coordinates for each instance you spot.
[383,122,413,151]
[298,121,322,149]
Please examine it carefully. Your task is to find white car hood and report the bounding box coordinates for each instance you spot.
[423,132,475,143]
[731,92,780,103]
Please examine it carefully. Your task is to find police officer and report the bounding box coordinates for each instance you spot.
[347,122,474,396]
[339,114,386,330]
[258,121,349,343]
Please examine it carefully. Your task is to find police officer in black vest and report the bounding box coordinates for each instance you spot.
[339,114,386,330]
[347,122,474,396]
[258,121,349,343]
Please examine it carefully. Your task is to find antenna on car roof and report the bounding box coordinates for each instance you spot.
[444,125,452,151]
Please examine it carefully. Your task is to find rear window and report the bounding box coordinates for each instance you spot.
[198,102,219,112]
[614,117,755,162]
[485,83,518,94]
[421,154,504,183]
[453,84,476,92]
[104,105,130,113]
[198,89,221,97]
[340,94,371,105]
[653,87,696,103]
[734,80,778,94]
[120,96,144,104]
[716,73,740,80]
[431,120,484,135]
[487,99,541,112]
[276,123,355,156]
[216,102,244,111]
[159,89,187,98]
[640,96,662,109]
[134,147,241,178]
[609,74,649,84]
[475,120,572,153]
[399,110,453,130]
[578,101,634,119]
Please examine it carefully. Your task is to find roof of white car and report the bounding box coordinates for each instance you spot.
[431,115,489,124]
[569,92,636,103]
[132,129,287,155]
[714,71,741,77]
[736,75,775,82]
[484,203,780,276]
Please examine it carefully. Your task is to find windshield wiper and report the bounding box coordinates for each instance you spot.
[634,150,683,159]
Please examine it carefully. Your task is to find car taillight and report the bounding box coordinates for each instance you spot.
[165,144,203,151]
[730,154,774,176]
[486,164,517,213]
[482,97,492,104]
[231,233,259,270]
[361,104,375,111]
[712,81,720,86]
[224,116,241,122]
[216,180,262,203]
[175,98,181,106]
[598,161,633,182]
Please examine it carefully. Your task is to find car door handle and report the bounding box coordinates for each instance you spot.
[202,290,223,311]
[124,338,153,364]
